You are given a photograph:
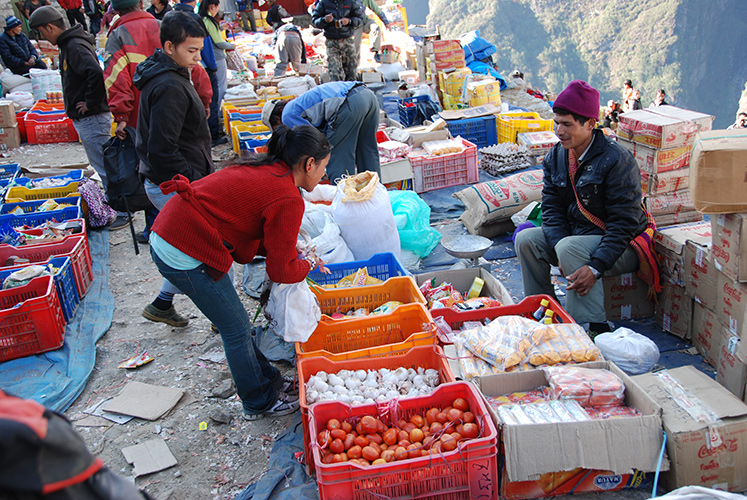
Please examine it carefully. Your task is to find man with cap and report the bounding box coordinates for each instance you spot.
[0,16,47,75]
[515,80,646,333]
[30,6,112,200]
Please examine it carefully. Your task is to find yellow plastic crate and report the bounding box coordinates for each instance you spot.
[232,123,270,153]
[6,184,81,202]
[497,111,554,144]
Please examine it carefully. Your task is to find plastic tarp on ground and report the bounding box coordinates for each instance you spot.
[0,229,114,412]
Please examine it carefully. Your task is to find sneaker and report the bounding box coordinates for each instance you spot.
[280,375,298,395]
[210,323,219,334]
[243,392,300,421]
[142,303,189,327]
[108,215,129,231]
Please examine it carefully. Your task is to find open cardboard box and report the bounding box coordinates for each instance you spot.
[477,361,667,482]
[413,267,514,307]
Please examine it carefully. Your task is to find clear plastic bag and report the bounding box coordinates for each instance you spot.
[594,327,660,375]
[422,138,466,156]
[545,367,625,408]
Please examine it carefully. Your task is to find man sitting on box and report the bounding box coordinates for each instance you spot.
[0,16,47,75]
[515,80,647,333]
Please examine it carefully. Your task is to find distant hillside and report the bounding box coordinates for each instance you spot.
[426,0,747,128]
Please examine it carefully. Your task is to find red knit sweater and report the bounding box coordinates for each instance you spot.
[151,162,311,283]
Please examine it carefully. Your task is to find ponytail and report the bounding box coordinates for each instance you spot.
[238,125,330,174]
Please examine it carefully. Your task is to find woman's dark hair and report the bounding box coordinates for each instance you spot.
[161,10,206,46]
[269,100,287,129]
[241,125,330,174]
[198,0,220,27]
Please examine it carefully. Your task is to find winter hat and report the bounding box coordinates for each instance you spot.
[4,16,22,31]
[28,7,63,29]
[111,0,140,11]
[553,80,600,121]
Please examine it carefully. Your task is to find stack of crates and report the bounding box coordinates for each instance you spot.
[24,101,79,144]
[0,166,93,363]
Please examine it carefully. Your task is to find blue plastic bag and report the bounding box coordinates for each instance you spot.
[460,30,497,64]
[388,190,442,258]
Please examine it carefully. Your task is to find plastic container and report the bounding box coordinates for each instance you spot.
[0,275,66,362]
[237,131,270,152]
[295,303,435,360]
[0,256,79,322]
[0,197,83,227]
[306,252,407,286]
[5,184,81,202]
[397,95,434,127]
[231,122,269,153]
[313,276,426,320]
[309,381,499,500]
[408,138,478,193]
[298,343,456,474]
[445,116,498,149]
[0,163,20,183]
[496,111,554,144]
[25,115,79,144]
[0,235,93,298]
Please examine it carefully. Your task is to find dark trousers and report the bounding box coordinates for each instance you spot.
[66,8,88,30]
[207,69,221,139]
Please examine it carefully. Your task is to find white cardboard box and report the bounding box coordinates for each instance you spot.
[413,267,514,306]
[712,213,747,283]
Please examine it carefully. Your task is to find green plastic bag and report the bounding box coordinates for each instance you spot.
[388,190,442,258]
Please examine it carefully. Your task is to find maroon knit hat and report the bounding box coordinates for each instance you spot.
[553,80,600,121]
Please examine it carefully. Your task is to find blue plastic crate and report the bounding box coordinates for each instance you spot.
[228,112,262,123]
[445,115,498,149]
[0,256,79,323]
[0,164,20,182]
[0,197,83,228]
[238,131,269,150]
[398,95,433,127]
[27,170,84,189]
[306,252,408,286]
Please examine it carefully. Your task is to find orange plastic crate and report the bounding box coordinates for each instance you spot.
[313,276,427,320]
[295,303,436,360]
[297,344,456,474]
[308,382,499,500]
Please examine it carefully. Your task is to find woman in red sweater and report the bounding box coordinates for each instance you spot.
[149,125,330,420]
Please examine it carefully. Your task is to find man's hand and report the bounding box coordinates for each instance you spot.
[75,101,89,115]
[339,17,349,25]
[115,121,128,140]
[26,57,35,66]
[565,265,597,296]
[323,13,333,23]
[205,106,210,118]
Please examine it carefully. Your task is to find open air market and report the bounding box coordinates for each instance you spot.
[0,0,746,498]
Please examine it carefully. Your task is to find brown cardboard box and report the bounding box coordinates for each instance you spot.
[0,125,21,150]
[639,168,689,195]
[379,158,413,185]
[633,366,747,492]
[655,279,693,340]
[602,273,656,320]
[654,221,712,285]
[617,106,713,150]
[692,302,722,367]
[715,270,747,337]
[646,189,695,217]
[716,323,747,400]
[712,213,747,283]
[685,241,717,310]
[690,130,747,214]
[413,267,514,306]
[481,361,666,481]
[654,211,703,228]
[618,137,692,174]
[0,101,17,127]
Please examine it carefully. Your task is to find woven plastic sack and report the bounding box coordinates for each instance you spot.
[594,327,660,375]
[29,68,62,101]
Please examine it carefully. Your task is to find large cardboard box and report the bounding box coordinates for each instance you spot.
[692,302,722,367]
[618,137,692,174]
[602,273,656,321]
[379,158,413,185]
[0,125,21,150]
[712,213,747,283]
[640,168,689,195]
[481,361,666,481]
[633,366,747,492]
[617,106,713,149]
[654,221,712,284]
[654,210,703,228]
[0,101,17,127]
[716,323,747,400]
[690,129,747,214]
[413,267,514,306]
[646,189,695,217]
[685,241,717,310]
[715,270,747,336]
[655,279,693,340]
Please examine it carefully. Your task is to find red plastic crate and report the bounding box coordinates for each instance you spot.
[24,115,79,144]
[0,234,93,297]
[408,138,478,193]
[0,275,66,362]
[308,382,498,500]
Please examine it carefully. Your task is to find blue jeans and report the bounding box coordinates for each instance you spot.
[151,248,281,413]
[73,112,112,189]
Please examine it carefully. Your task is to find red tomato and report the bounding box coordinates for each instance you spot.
[347,445,362,459]
[343,433,355,450]
[410,415,425,427]
[362,445,380,462]
[360,416,378,435]
[426,408,440,424]
[463,411,475,424]
[330,429,346,440]
[341,421,353,433]
[327,419,341,432]
[383,428,398,446]
[452,398,469,412]
[318,430,331,447]
[409,428,425,443]
[461,423,479,439]
[354,435,369,447]
[329,438,344,454]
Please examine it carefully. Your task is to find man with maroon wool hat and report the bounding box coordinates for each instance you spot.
[515,80,646,333]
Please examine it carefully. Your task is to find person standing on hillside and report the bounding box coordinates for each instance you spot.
[621,79,634,112]
[312,0,364,81]
[353,0,389,64]
[629,89,642,110]
[515,80,648,334]
[649,89,668,107]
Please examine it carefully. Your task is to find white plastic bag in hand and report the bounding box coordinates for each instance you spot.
[265,280,321,343]
[594,327,660,375]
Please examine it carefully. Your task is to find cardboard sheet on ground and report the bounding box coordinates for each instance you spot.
[103,382,184,420]
[121,439,178,477]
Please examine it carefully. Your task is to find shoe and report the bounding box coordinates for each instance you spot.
[136,232,149,244]
[142,303,189,327]
[242,392,300,421]
[211,136,229,147]
[210,323,219,333]
[280,375,298,395]
[108,215,129,231]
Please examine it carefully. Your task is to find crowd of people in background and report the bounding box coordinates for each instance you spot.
[601,80,675,129]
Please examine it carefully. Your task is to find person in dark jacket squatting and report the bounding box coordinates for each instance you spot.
[515,80,647,333]
[0,15,47,75]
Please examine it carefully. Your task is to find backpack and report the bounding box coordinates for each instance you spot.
[102,127,153,214]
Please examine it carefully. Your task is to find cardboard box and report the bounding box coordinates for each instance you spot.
[685,241,717,310]
[603,273,656,320]
[0,125,21,150]
[618,138,692,174]
[359,69,383,84]
[481,361,666,481]
[397,70,419,85]
[413,267,514,306]
[633,366,747,492]
[716,323,747,400]
[654,221,712,284]
[379,158,413,185]
[689,129,747,214]
[646,188,695,216]
[692,302,722,367]
[655,279,693,339]
[640,168,689,195]
[0,101,17,127]
[617,106,713,150]
[438,104,502,121]
[712,213,747,283]
[654,210,703,228]
[715,270,747,337]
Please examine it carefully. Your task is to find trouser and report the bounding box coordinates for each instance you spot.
[72,112,112,190]
[514,227,639,324]
[239,9,256,31]
[66,8,87,30]
[325,37,357,82]
[353,18,382,64]
[151,249,281,413]
[207,69,221,139]
[216,57,228,104]
[325,85,381,183]
[274,31,302,77]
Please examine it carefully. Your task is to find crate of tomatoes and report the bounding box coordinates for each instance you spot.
[308,381,498,500]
